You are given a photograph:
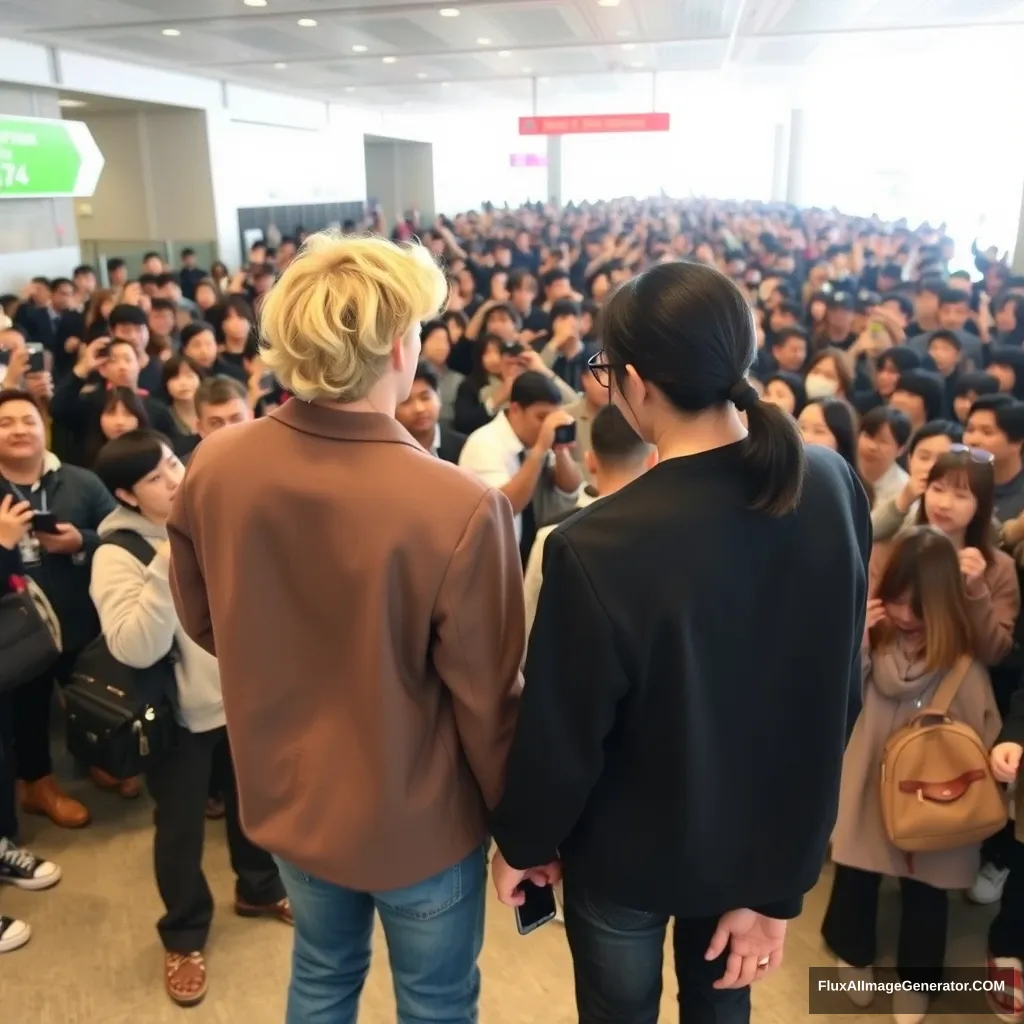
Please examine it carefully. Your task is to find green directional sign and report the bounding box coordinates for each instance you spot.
[0,115,104,199]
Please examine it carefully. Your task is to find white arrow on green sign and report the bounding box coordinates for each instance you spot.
[0,115,105,199]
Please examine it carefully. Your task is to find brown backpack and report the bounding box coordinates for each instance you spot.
[880,655,1007,854]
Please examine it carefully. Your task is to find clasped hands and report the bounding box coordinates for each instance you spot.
[490,851,786,989]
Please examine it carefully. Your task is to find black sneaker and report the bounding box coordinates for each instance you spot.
[0,916,30,953]
[0,838,61,891]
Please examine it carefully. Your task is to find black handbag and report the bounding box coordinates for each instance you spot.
[0,578,60,694]
[64,531,178,778]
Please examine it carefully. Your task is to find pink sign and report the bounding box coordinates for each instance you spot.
[509,153,548,168]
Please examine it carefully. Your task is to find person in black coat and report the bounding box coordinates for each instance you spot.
[489,262,869,1024]
[396,362,466,464]
[0,389,116,830]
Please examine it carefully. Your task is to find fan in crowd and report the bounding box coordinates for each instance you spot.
[0,197,1023,1024]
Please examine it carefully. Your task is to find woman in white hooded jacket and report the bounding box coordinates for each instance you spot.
[90,430,290,1008]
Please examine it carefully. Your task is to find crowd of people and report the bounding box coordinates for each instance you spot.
[2,198,1024,1024]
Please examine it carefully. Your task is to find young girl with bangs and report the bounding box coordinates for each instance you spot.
[824,527,1002,1023]
[914,448,1020,666]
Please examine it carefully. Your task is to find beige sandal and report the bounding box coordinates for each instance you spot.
[165,951,207,1006]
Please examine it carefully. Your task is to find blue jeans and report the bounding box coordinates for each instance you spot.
[563,876,751,1024]
[276,845,487,1024]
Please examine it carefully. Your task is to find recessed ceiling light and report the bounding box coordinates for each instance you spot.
[439,7,460,16]
[498,50,511,57]
[416,71,429,79]
[351,44,367,52]
[58,98,88,108]
[297,18,317,27]
[521,66,532,73]
[382,55,397,63]
[597,0,621,7]
[441,81,450,87]
[621,42,636,50]
[273,62,287,69]
[161,28,181,36]
[630,60,644,68]
[477,37,491,45]
[243,0,267,6]
[344,86,356,92]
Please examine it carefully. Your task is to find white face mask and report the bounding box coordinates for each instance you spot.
[805,373,839,400]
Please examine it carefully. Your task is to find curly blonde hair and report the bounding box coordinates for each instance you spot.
[259,233,447,403]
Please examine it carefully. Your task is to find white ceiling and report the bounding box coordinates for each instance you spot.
[3,0,1024,106]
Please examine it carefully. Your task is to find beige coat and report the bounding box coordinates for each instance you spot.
[831,645,1001,890]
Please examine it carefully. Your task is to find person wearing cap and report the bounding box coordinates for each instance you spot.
[817,291,858,351]
[108,304,164,394]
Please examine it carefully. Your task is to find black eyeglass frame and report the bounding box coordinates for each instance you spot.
[587,350,612,388]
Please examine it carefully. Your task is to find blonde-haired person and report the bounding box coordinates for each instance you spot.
[167,233,524,1024]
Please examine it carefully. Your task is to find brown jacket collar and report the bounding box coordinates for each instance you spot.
[271,399,421,449]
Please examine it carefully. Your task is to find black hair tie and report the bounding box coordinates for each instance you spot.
[729,381,759,413]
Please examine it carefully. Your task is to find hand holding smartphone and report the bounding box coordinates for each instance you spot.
[514,880,557,936]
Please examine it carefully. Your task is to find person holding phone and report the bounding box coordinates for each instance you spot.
[490,261,869,1024]
[0,389,116,829]
[459,371,583,566]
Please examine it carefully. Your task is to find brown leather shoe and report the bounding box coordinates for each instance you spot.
[235,897,293,926]
[165,951,207,1007]
[18,776,90,829]
[90,768,141,800]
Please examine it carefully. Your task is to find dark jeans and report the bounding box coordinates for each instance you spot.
[990,839,1024,961]
[145,724,284,953]
[11,647,79,783]
[822,864,947,986]
[562,875,751,1024]
[0,692,17,840]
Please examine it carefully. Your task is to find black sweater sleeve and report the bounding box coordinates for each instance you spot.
[453,378,494,437]
[999,688,1024,746]
[847,462,872,742]
[49,372,92,432]
[490,530,630,869]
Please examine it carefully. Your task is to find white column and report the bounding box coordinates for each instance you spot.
[770,122,788,202]
[785,108,806,206]
[1014,177,1024,274]
[546,134,562,208]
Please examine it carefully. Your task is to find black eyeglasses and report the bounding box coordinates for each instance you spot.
[588,351,611,388]
[949,444,995,464]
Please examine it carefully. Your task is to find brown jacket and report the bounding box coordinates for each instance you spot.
[870,540,1020,665]
[167,401,524,891]
[832,645,1001,890]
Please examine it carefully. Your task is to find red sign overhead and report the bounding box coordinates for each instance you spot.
[519,113,670,136]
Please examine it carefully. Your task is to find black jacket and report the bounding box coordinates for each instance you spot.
[491,443,870,921]
[50,373,176,465]
[437,424,466,465]
[0,457,116,653]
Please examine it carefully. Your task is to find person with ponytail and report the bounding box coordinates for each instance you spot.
[489,260,871,1024]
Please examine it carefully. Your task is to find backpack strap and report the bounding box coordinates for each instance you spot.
[928,655,974,715]
[101,529,158,567]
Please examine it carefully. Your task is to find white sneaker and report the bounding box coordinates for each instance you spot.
[968,863,1010,905]
[837,960,875,1008]
[0,916,31,953]
[0,837,61,891]
[988,956,1024,1022]
[892,988,929,1023]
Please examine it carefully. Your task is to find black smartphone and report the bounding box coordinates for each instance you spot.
[27,343,45,373]
[554,423,577,447]
[32,511,60,534]
[514,881,556,936]
[501,341,524,357]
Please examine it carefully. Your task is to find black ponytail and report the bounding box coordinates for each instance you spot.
[740,397,806,517]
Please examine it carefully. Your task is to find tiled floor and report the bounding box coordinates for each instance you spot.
[1,772,1001,1022]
